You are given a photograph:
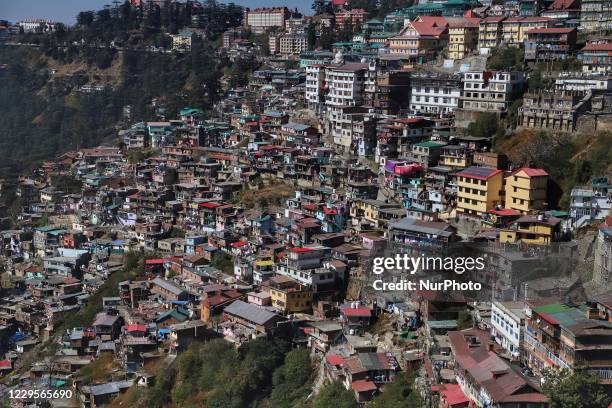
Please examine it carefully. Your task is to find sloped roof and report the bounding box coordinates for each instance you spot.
[224,300,279,325]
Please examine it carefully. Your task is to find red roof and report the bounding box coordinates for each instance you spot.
[352,380,378,393]
[125,324,147,332]
[288,247,314,253]
[0,360,11,368]
[231,240,248,248]
[303,203,318,211]
[145,258,165,265]
[440,384,470,406]
[526,27,574,34]
[326,354,345,366]
[488,208,522,216]
[515,167,549,177]
[539,313,558,325]
[582,42,612,52]
[411,21,447,37]
[199,202,222,208]
[343,307,372,317]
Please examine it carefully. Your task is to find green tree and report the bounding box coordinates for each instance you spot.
[487,47,524,70]
[307,22,317,48]
[542,368,611,408]
[528,69,545,92]
[313,381,359,408]
[367,373,423,408]
[468,112,500,138]
[270,349,313,407]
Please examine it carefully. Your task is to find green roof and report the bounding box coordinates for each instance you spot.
[180,107,202,116]
[366,18,383,24]
[533,303,572,315]
[427,320,458,328]
[415,141,446,148]
[36,225,62,233]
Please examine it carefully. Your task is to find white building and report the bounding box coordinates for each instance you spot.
[279,34,308,55]
[593,219,612,286]
[461,71,525,112]
[275,246,338,293]
[305,64,327,113]
[491,300,525,359]
[244,7,289,33]
[409,71,462,116]
[17,19,56,33]
[324,62,369,108]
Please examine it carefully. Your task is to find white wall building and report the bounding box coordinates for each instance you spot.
[461,71,525,112]
[491,300,525,359]
[409,71,462,116]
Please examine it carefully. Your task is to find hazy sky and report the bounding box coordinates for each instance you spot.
[0,0,313,24]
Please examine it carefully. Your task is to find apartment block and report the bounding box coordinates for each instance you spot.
[455,166,504,216]
[504,167,548,214]
[478,17,504,52]
[410,71,462,116]
[523,300,612,383]
[461,71,525,113]
[447,17,479,60]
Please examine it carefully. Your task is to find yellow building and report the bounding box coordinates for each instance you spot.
[501,16,551,47]
[264,275,313,314]
[447,18,479,60]
[170,30,194,51]
[478,17,505,50]
[504,167,549,214]
[350,199,401,227]
[500,215,562,245]
[456,166,504,216]
[440,145,472,169]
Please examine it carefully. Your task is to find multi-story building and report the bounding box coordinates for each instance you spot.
[363,60,411,115]
[275,246,338,294]
[461,71,525,113]
[580,0,612,31]
[455,166,504,216]
[504,167,548,214]
[449,329,549,407]
[324,62,369,108]
[408,141,447,168]
[523,300,612,383]
[593,217,612,285]
[222,28,246,48]
[491,301,525,359]
[327,106,377,156]
[447,17,479,60]
[17,19,56,33]
[170,30,195,52]
[578,42,612,73]
[439,145,472,169]
[524,27,577,62]
[478,17,505,52]
[500,214,563,245]
[388,17,449,63]
[409,71,462,116]
[268,33,280,54]
[518,90,588,132]
[501,16,551,47]
[279,33,308,55]
[243,7,290,33]
[262,275,313,314]
[334,9,369,31]
[305,64,329,113]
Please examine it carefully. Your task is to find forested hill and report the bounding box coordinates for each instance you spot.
[0,0,245,178]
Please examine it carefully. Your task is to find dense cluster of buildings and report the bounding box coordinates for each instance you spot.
[1,0,612,406]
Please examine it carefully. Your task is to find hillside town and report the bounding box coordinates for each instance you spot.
[0,0,612,406]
